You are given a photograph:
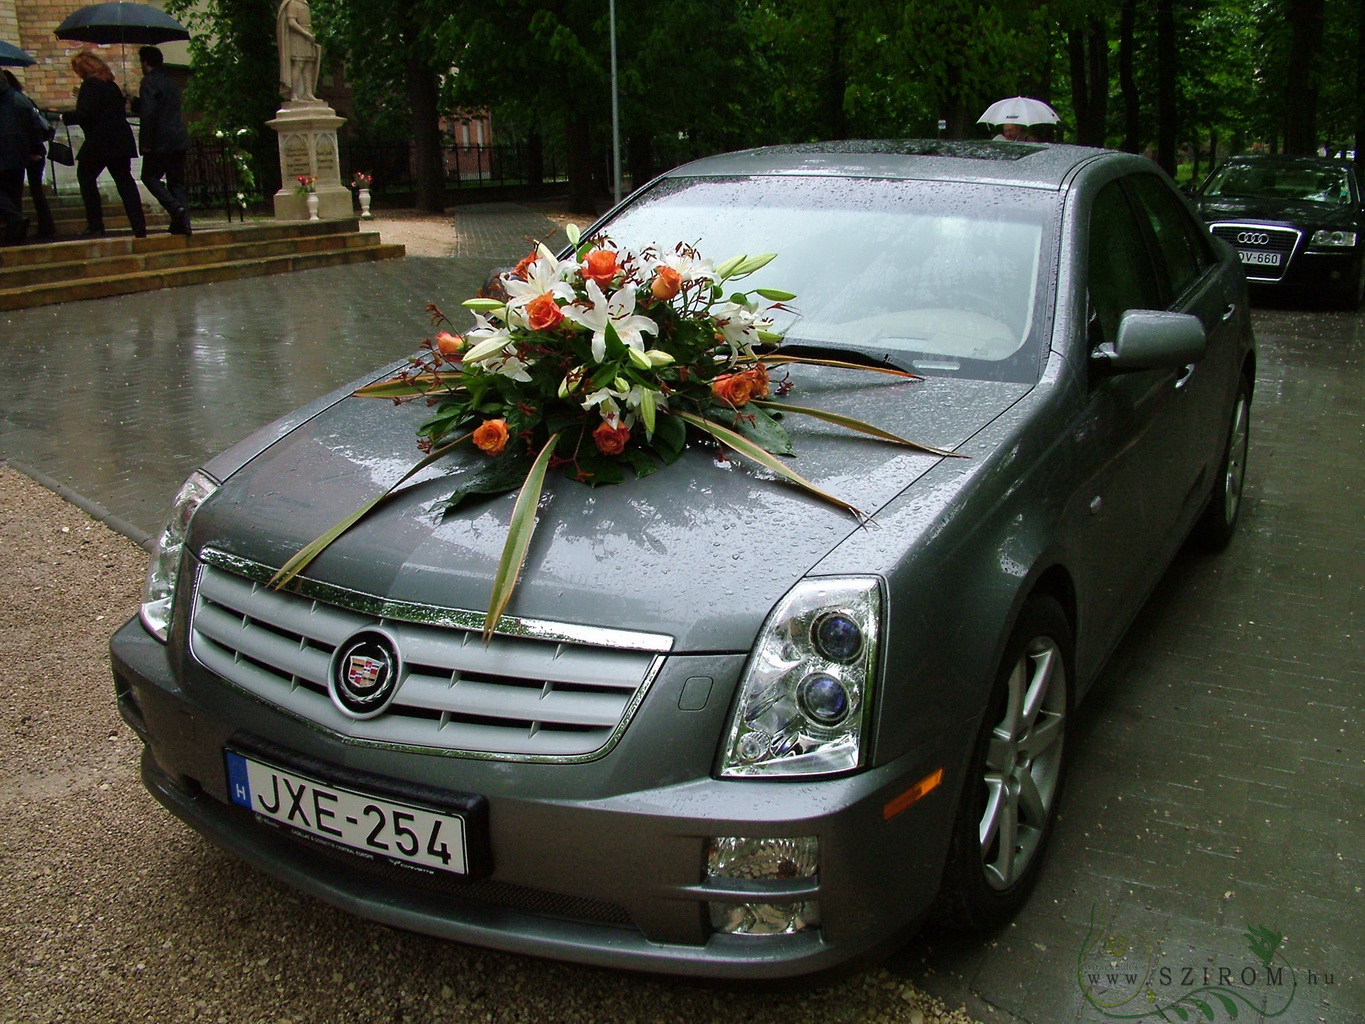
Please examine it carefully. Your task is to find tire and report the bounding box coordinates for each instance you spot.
[1193,376,1251,551]
[934,595,1071,931]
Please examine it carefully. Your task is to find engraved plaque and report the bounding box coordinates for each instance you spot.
[315,134,338,178]
[283,135,311,178]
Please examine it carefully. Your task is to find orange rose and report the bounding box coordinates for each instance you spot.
[525,292,565,331]
[434,331,464,358]
[651,265,682,300]
[473,419,510,455]
[592,420,630,456]
[711,373,755,407]
[581,249,621,289]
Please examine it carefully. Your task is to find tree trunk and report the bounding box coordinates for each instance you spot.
[1156,0,1177,176]
[406,54,445,213]
[565,109,596,215]
[1119,0,1140,153]
[1068,18,1108,147]
[1356,0,1365,175]
[1284,0,1326,154]
[823,12,849,140]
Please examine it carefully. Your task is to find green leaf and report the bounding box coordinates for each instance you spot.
[754,400,965,458]
[1171,1009,1189,1022]
[1212,992,1239,1017]
[602,319,626,359]
[621,446,660,478]
[271,432,472,589]
[1191,999,1215,1020]
[652,411,687,460]
[440,451,531,513]
[731,403,794,456]
[483,432,561,641]
[676,411,863,519]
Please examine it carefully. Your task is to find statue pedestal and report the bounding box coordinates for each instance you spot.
[268,102,351,221]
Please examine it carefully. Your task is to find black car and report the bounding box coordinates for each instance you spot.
[1193,153,1365,307]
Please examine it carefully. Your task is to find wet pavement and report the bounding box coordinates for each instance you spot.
[2,205,1361,1023]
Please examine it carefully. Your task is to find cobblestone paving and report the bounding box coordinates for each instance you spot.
[1,205,1361,1022]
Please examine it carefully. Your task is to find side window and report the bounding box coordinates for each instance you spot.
[1126,174,1217,302]
[1088,181,1162,346]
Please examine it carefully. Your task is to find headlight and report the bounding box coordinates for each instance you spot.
[140,470,218,641]
[1309,229,1358,247]
[720,577,881,778]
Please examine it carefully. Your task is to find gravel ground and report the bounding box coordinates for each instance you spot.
[0,208,990,1022]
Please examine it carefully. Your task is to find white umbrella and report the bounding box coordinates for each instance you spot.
[978,97,1060,126]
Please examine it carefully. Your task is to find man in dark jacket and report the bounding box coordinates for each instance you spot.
[0,71,48,245]
[133,46,192,234]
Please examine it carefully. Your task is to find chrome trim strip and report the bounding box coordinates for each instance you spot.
[200,548,673,653]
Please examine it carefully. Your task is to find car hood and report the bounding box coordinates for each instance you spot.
[191,366,1031,652]
[1197,195,1360,229]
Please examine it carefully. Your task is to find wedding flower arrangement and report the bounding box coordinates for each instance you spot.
[275,226,957,635]
[294,174,317,195]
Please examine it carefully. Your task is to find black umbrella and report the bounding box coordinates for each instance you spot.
[0,39,37,67]
[54,3,190,46]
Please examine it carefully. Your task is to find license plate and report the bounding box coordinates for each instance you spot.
[225,751,470,875]
[1238,249,1281,266]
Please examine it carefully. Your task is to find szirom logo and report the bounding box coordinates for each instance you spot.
[1075,907,1329,1020]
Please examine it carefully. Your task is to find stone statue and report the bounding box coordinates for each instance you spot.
[277,0,321,104]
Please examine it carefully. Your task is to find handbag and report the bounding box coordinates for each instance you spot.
[48,123,75,166]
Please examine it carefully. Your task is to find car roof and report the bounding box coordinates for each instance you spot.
[664,140,1137,191]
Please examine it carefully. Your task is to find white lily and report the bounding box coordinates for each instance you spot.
[651,249,715,284]
[503,243,575,312]
[710,300,772,352]
[562,280,659,363]
[463,315,516,364]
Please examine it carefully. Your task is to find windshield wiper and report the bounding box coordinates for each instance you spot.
[772,342,919,374]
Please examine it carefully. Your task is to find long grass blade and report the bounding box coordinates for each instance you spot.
[677,411,864,520]
[754,400,965,458]
[748,353,920,378]
[269,432,472,588]
[353,373,464,399]
[483,431,562,640]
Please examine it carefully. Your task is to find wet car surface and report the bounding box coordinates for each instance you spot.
[1192,153,1365,308]
[111,141,1257,978]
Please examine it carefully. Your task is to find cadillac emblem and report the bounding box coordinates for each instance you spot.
[329,628,402,718]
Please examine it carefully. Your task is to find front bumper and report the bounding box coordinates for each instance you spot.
[112,617,970,979]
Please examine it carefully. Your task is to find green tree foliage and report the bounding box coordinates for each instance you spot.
[163,0,278,135]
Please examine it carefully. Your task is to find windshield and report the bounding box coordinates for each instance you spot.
[598,175,1056,383]
[1202,161,1354,206]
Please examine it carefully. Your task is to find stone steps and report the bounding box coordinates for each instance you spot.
[0,218,404,311]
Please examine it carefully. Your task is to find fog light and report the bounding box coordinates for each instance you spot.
[709,900,820,935]
[705,836,820,936]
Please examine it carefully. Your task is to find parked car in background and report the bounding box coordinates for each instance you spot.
[1192,153,1365,308]
[112,140,1256,979]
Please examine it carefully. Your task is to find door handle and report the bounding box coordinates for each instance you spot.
[1175,363,1196,388]
[1221,302,1237,322]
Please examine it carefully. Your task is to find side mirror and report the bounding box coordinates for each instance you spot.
[1093,310,1207,372]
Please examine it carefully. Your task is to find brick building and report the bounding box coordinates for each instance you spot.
[1,0,189,112]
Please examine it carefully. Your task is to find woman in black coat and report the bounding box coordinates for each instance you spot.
[64,52,146,238]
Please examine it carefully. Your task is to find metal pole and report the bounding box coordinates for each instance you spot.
[610,0,621,205]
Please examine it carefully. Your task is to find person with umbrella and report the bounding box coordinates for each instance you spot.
[63,51,146,238]
[132,45,191,234]
[0,67,49,245]
[2,69,56,238]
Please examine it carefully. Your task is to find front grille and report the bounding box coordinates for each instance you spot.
[1210,223,1300,281]
[189,551,669,760]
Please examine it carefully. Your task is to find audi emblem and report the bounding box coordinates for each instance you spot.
[1237,231,1271,246]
